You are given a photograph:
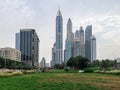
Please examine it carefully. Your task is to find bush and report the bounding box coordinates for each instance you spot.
[65,68,69,71]
[84,67,102,73]
[84,68,94,73]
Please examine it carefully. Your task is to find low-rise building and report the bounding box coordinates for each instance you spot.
[0,47,21,61]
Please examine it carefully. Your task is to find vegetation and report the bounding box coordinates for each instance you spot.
[0,57,36,70]
[0,70,120,90]
[66,56,90,69]
[54,63,64,69]
[84,67,102,73]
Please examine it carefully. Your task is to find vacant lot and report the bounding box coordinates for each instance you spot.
[0,70,120,90]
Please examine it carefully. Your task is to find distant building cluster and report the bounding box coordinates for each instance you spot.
[0,8,97,68]
[51,9,96,67]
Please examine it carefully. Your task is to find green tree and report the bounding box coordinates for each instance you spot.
[67,56,90,69]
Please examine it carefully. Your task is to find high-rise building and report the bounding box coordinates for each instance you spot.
[73,29,81,57]
[0,47,21,61]
[55,9,63,64]
[51,43,56,67]
[85,25,92,60]
[19,29,39,67]
[73,38,81,57]
[79,27,85,56]
[15,33,20,51]
[64,18,73,64]
[75,30,80,38]
[90,35,96,62]
[66,18,74,41]
[40,57,46,68]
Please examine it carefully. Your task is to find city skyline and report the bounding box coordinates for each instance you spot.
[0,0,120,63]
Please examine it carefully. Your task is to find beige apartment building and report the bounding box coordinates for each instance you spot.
[0,47,21,61]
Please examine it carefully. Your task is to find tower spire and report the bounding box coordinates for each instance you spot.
[57,6,62,16]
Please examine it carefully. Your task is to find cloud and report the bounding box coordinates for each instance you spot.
[0,0,35,48]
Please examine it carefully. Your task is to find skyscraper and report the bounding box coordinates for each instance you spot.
[85,25,92,60]
[15,33,20,51]
[90,35,96,62]
[73,29,81,57]
[51,43,56,67]
[55,9,63,64]
[64,18,73,64]
[79,27,85,56]
[20,29,39,67]
[73,38,81,57]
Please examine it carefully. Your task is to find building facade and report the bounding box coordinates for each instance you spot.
[90,35,96,62]
[85,25,92,61]
[64,18,74,64]
[51,43,56,67]
[19,29,39,67]
[15,33,20,51]
[40,57,46,68]
[0,47,21,61]
[79,27,85,57]
[55,9,63,64]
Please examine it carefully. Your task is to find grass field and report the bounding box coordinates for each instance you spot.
[0,70,120,90]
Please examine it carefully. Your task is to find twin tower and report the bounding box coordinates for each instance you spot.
[51,9,96,67]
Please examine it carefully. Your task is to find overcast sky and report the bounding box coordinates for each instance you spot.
[0,0,120,62]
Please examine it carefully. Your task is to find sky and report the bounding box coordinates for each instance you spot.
[0,0,120,63]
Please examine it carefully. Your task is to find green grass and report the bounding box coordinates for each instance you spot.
[0,70,120,90]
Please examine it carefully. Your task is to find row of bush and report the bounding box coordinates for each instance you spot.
[0,57,36,70]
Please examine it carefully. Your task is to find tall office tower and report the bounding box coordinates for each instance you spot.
[79,27,85,57]
[85,25,92,60]
[20,29,39,67]
[73,29,81,57]
[73,38,81,57]
[15,33,20,51]
[51,43,56,67]
[90,35,96,62]
[55,9,63,64]
[75,30,80,38]
[64,18,74,64]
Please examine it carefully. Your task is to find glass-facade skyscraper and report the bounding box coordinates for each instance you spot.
[85,25,92,61]
[19,29,39,67]
[90,35,96,62]
[64,18,73,64]
[55,9,63,64]
[79,27,85,57]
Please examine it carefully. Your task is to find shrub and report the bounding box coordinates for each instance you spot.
[84,68,94,73]
[65,68,69,71]
[84,67,102,73]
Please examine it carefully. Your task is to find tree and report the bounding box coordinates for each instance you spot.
[91,60,100,67]
[101,59,116,70]
[66,56,90,69]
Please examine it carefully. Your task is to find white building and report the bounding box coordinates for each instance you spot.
[90,35,96,62]
[0,47,21,61]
